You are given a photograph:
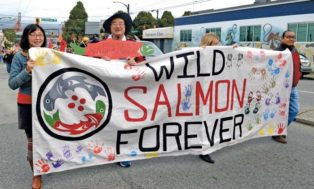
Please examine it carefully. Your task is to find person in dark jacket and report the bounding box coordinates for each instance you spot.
[3,50,15,73]
[273,30,301,144]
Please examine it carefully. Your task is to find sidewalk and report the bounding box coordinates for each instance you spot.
[295,72,314,126]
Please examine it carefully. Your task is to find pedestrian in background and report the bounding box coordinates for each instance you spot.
[3,49,15,73]
[8,24,47,189]
[272,30,301,144]
[198,32,220,164]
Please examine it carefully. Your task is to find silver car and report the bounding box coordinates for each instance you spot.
[300,54,312,77]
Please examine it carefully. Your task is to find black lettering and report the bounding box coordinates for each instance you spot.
[219,116,232,143]
[203,119,218,146]
[233,114,244,139]
[177,52,195,78]
[146,57,174,81]
[197,50,210,77]
[116,129,138,154]
[139,125,160,152]
[185,122,202,149]
[163,122,182,151]
[212,50,225,75]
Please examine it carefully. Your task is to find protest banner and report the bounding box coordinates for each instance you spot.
[30,46,292,175]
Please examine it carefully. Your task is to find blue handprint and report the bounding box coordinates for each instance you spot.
[263,109,269,120]
[52,159,64,168]
[181,98,191,111]
[184,85,192,97]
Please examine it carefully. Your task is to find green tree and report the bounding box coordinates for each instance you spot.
[182,11,192,16]
[3,29,16,43]
[159,11,174,27]
[62,1,88,42]
[133,11,156,38]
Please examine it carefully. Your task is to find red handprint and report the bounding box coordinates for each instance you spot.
[35,159,50,173]
[277,123,285,134]
[105,147,116,161]
[88,141,104,154]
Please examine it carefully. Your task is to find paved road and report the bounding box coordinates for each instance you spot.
[0,64,313,189]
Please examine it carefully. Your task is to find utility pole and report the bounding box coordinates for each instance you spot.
[113,1,130,14]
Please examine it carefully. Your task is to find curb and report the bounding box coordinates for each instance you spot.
[295,117,314,127]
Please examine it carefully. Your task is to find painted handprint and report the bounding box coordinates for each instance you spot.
[81,152,93,163]
[132,70,145,81]
[105,147,116,161]
[35,159,50,173]
[277,123,285,134]
[184,85,192,97]
[63,145,73,160]
[88,141,104,154]
[52,159,64,168]
[181,98,191,111]
[76,144,83,153]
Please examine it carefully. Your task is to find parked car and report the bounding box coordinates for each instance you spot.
[140,41,164,58]
[300,54,312,77]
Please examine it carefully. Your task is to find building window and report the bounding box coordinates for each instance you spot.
[205,28,221,39]
[180,30,192,42]
[240,25,261,42]
[288,23,314,42]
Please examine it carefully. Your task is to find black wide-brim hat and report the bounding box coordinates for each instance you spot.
[103,12,132,35]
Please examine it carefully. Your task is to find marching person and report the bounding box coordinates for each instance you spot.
[272,30,301,144]
[8,24,47,189]
[102,12,144,167]
[102,12,145,64]
[198,33,220,164]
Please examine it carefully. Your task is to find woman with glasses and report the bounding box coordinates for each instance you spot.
[198,32,220,164]
[8,24,47,189]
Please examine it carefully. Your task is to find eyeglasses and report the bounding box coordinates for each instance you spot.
[111,23,125,27]
[29,33,44,38]
[285,35,296,39]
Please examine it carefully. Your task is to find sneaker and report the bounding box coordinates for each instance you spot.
[118,161,132,168]
[199,155,215,164]
[272,136,287,144]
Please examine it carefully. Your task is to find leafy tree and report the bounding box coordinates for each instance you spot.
[159,11,174,27]
[133,11,157,38]
[62,1,88,42]
[3,29,16,44]
[182,11,192,16]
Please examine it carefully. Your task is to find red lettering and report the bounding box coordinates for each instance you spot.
[215,80,230,112]
[124,86,148,122]
[151,84,171,121]
[195,81,213,115]
[231,79,246,109]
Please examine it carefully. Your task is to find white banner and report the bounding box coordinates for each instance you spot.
[30,46,292,175]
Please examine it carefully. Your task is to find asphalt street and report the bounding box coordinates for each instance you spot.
[0,63,313,189]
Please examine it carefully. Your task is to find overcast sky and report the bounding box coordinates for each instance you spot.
[0,0,261,22]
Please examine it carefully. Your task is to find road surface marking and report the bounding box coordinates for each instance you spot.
[298,90,314,94]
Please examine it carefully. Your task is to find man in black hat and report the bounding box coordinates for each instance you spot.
[102,12,144,63]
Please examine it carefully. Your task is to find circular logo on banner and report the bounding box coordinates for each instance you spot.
[36,68,112,140]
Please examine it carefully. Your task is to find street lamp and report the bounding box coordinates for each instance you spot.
[151,9,159,27]
[113,1,130,15]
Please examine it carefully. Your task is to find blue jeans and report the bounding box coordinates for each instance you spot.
[288,87,299,125]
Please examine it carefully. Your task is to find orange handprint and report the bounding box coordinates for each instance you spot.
[35,159,50,173]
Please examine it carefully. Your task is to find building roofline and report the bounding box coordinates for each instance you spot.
[181,0,311,18]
